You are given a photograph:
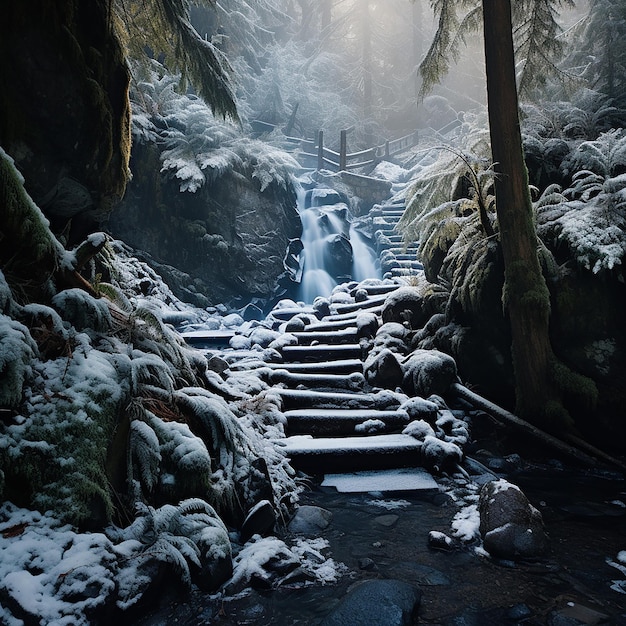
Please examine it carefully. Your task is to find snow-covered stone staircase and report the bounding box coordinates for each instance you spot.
[371,199,424,280]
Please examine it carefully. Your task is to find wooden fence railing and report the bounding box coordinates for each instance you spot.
[250,120,420,172]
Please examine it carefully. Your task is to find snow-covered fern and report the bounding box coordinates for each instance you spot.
[536,130,626,275]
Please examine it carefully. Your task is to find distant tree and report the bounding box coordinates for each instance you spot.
[565,0,626,106]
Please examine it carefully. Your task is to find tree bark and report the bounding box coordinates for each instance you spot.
[482,0,562,428]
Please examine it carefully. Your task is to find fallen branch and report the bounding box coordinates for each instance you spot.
[450,382,625,472]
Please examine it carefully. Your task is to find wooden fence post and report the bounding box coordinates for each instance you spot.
[317,130,324,171]
[339,129,347,171]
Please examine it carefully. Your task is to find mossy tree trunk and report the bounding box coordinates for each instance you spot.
[482,0,566,430]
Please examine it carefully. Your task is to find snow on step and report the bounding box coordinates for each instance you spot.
[321,306,384,323]
[262,358,364,374]
[268,370,365,390]
[284,408,409,435]
[305,319,359,332]
[292,328,358,345]
[280,344,363,362]
[333,294,389,314]
[276,434,422,473]
[275,388,401,410]
[181,329,236,346]
[270,306,316,321]
[321,467,438,493]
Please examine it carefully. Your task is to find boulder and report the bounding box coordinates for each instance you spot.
[364,348,404,389]
[320,579,421,626]
[288,505,333,535]
[401,349,458,397]
[382,286,431,330]
[478,479,549,560]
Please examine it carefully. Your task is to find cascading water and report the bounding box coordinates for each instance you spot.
[296,185,381,303]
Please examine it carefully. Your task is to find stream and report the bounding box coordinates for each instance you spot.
[135,449,625,625]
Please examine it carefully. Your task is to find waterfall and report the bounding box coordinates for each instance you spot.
[296,185,381,303]
[350,224,381,282]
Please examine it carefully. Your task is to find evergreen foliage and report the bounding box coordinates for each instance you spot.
[116,0,238,120]
[131,63,298,193]
[419,0,573,99]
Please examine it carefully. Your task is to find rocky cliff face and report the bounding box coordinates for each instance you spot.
[108,141,301,309]
[0,0,131,244]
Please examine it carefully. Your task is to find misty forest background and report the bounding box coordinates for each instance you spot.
[0,0,625,616]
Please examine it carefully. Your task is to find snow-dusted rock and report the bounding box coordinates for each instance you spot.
[421,435,463,474]
[401,349,458,397]
[399,397,439,424]
[364,348,403,389]
[249,326,281,348]
[241,500,276,543]
[402,419,436,440]
[356,311,379,339]
[313,296,331,318]
[382,286,431,330]
[478,479,549,560]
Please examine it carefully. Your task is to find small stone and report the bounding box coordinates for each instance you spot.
[374,514,399,528]
[206,355,229,374]
[428,530,454,551]
[358,557,377,571]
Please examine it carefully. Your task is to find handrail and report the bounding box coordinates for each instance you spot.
[250,119,421,172]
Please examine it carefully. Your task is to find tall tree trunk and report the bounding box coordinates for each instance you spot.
[482,0,562,428]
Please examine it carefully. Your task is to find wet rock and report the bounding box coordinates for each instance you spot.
[401,349,458,397]
[354,288,369,302]
[358,557,377,571]
[288,505,333,535]
[374,514,399,528]
[479,479,549,560]
[241,500,276,543]
[320,579,421,626]
[547,601,610,625]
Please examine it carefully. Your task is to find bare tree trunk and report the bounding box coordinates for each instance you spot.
[482,0,563,428]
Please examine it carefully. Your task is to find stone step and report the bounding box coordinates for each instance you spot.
[384,268,424,278]
[333,294,388,314]
[381,260,424,271]
[276,434,422,473]
[292,328,358,345]
[349,283,401,297]
[322,306,383,323]
[280,344,363,362]
[320,467,438,493]
[268,370,365,391]
[274,388,401,410]
[270,306,316,321]
[284,408,410,436]
[263,358,364,374]
[306,319,360,332]
[181,329,236,347]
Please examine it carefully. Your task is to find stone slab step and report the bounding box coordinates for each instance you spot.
[274,388,401,410]
[333,294,389,314]
[280,344,363,362]
[268,370,365,391]
[349,284,401,297]
[284,408,409,435]
[322,306,383,323]
[263,358,364,374]
[305,319,360,332]
[270,306,316,321]
[321,467,438,493]
[292,328,358,345]
[181,330,236,347]
[276,434,422,473]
